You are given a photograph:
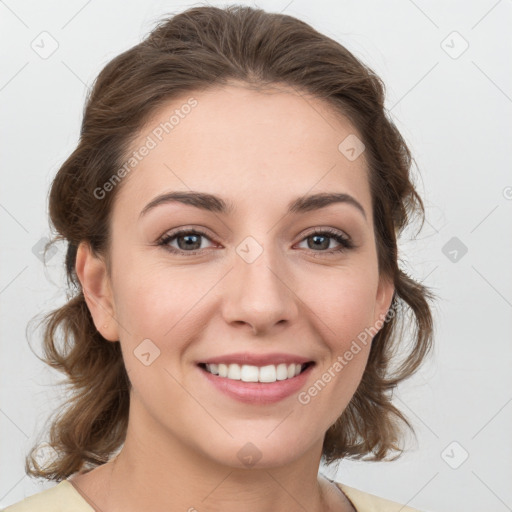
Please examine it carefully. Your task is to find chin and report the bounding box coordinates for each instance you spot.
[197,428,320,470]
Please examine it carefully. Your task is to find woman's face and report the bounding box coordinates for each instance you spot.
[80,83,394,469]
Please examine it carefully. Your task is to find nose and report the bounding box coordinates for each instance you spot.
[220,244,299,335]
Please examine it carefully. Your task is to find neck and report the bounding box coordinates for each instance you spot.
[107,430,326,512]
[70,395,354,512]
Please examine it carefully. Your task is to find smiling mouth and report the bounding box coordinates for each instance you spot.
[198,362,315,383]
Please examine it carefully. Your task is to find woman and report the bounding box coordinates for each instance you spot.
[3,5,434,511]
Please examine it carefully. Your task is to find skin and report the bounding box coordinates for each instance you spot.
[72,82,394,512]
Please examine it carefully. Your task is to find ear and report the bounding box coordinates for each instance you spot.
[75,241,119,342]
[373,273,395,328]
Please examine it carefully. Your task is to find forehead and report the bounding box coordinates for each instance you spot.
[111,83,371,222]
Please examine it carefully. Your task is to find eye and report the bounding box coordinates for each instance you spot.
[156,227,355,256]
[296,228,354,256]
[157,229,216,255]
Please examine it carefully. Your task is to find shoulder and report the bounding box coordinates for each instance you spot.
[1,481,94,512]
[336,482,424,512]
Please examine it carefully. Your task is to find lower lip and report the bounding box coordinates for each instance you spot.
[198,364,314,404]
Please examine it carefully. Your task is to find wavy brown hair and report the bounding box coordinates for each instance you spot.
[26,4,434,480]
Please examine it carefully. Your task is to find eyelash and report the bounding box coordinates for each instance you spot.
[156,227,355,257]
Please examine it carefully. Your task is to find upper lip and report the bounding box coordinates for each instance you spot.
[198,352,314,366]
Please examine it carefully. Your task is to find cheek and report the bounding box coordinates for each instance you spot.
[303,266,379,342]
[113,270,198,407]
[300,268,378,393]
[112,257,198,338]
[297,285,377,421]
[114,254,380,366]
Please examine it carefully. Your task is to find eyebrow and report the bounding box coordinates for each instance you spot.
[139,191,367,220]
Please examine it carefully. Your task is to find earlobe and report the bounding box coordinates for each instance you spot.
[75,241,119,342]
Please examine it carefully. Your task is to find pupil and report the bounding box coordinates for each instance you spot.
[310,235,328,250]
[180,234,200,250]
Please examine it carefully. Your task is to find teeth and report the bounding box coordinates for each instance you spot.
[204,363,306,383]
[240,365,259,382]
[228,363,241,380]
[259,365,276,382]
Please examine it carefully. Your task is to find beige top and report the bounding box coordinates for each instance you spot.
[2,479,423,511]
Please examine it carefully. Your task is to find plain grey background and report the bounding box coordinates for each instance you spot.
[1,1,511,511]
